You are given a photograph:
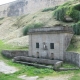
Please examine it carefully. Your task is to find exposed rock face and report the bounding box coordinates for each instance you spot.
[0,0,69,17]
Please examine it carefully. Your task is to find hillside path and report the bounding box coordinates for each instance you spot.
[0,61,18,74]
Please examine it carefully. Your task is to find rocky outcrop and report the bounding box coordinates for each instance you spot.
[0,0,69,17]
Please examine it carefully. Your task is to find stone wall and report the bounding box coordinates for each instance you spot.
[29,28,73,60]
[2,50,80,67]
[1,50,28,58]
[0,0,69,17]
[13,56,62,65]
[64,52,80,67]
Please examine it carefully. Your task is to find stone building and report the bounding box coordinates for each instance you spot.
[28,26,73,60]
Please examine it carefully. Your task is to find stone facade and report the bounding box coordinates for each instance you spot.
[28,26,73,60]
[0,0,69,17]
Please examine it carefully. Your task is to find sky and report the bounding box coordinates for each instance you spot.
[0,0,16,5]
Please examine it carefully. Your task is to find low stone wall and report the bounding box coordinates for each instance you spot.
[64,52,80,67]
[13,56,63,65]
[1,50,28,59]
[2,50,80,67]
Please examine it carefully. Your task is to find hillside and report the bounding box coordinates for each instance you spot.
[0,0,68,18]
[0,9,72,46]
[0,0,80,52]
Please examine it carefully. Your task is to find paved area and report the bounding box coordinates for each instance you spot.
[0,61,18,74]
[18,75,39,80]
[38,74,73,80]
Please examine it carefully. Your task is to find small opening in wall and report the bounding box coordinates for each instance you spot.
[37,52,39,58]
[51,53,54,60]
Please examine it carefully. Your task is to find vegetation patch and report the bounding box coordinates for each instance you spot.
[67,35,80,52]
[42,6,58,12]
[53,1,80,22]
[53,1,72,21]
[71,21,80,35]
[53,1,80,36]
[0,17,4,20]
[23,23,44,36]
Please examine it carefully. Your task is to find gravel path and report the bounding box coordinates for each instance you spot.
[0,61,72,80]
[0,61,18,74]
[38,75,72,80]
[18,75,39,80]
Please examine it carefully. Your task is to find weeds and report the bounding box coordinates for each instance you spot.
[42,6,58,12]
[23,23,44,35]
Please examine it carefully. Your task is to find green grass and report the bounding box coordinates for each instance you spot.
[0,40,54,80]
[67,44,80,53]
[63,63,77,68]
[69,75,80,80]
[42,6,58,12]
[23,22,44,36]
[0,40,28,51]
[0,40,80,80]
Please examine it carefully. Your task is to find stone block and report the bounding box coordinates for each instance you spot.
[54,61,63,70]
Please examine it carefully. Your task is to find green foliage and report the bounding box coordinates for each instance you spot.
[0,73,21,80]
[53,1,72,21]
[69,7,80,22]
[53,2,80,22]
[53,2,80,36]
[23,23,43,36]
[63,63,77,68]
[54,7,67,21]
[0,17,4,20]
[69,75,80,80]
[0,40,28,52]
[72,21,80,35]
[42,6,58,12]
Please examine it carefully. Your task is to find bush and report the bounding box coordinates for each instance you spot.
[69,9,80,22]
[72,21,80,35]
[53,2,80,22]
[0,17,4,20]
[63,4,80,22]
[42,6,58,12]
[54,7,67,21]
[23,23,43,35]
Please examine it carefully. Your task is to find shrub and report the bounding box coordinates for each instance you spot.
[53,2,80,22]
[42,6,58,12]
[72,21,80,35]
[54,7,67,21]
[0,17,4,20]
[23,23,43,35]
[69,9,80,22]
[64,4,80,22]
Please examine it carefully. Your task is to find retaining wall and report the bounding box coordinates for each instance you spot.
[64,52,80,67]
[1,50,28,58]
[2,50,80,67]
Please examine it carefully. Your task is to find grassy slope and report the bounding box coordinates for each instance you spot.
[0,9,74,47]
[0,40,79,80]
